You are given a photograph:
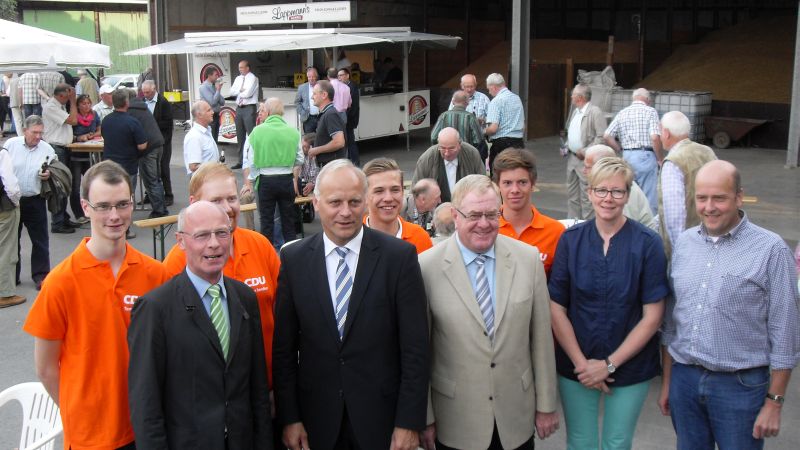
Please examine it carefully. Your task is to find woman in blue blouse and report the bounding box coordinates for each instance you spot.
[548,157,668,450]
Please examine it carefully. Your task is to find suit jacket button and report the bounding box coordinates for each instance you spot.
[490,363,496,368]
[340,358,345,365]
[483,331,488,336]
[338,389,343,397]
[489,396,493,401]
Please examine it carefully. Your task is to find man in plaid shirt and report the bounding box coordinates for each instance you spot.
[19,72,42,118]
[431,91,483,150]
[604,88,662,214]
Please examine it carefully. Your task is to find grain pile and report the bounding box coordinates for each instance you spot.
[441,39,639,89]
[637,16,795,104]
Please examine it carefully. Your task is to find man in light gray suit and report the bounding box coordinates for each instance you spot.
[418,174,559,450]
[294,67,320,133]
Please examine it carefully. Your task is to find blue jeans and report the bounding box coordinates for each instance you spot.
[622,149,658,214]
[23,103,42,118]
[669,363,769,450]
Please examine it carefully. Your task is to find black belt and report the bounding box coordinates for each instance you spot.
[623,147,653,152]
[258,173,293,178]
[236,104,256,108]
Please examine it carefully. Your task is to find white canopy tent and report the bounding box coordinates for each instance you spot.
[0,19,111,71]
[123,27,460,56]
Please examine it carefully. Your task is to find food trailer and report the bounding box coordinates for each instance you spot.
[125,27,460,148]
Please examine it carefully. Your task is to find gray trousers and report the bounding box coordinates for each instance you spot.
[566,152,593,220]
[0,208,20,297]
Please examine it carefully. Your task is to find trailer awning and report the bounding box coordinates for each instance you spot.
[124,27,460,55]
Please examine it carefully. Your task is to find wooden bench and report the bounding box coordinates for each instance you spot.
[133,198,313,260]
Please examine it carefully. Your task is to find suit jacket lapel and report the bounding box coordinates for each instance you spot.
[442,238,487,331]
[341,228,378,342]
[309,234,341,342]
[179,273,225,362]
[492,238,515,333]
[224,277,245,367]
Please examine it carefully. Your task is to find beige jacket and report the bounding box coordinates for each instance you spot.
[566,102,607,151]
[419,235,558,450]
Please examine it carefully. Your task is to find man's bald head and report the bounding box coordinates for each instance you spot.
[437,127,462,162]
[412,178,442,213]
[696,160,741,194]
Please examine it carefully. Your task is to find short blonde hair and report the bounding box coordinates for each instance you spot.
[451,174,500,209]
[188,162,236,197]
[589,157,634,191]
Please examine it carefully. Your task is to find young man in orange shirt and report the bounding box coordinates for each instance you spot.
[161,162,280,389]
[362,157,433,254]
[493,148,565,276]
[23,160,167,450]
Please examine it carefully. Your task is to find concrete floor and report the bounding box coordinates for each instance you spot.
[1,129,798,449]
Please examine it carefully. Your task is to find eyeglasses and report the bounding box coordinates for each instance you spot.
[591,188,628,199]
[177,228,232,243]
[85,199,134,213]
[455,208,501,222]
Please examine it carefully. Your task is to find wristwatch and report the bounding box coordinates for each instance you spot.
[605,357,616,374]
[766,393,785,405]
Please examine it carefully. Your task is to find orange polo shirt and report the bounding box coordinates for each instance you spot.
[162,226,280,387]
[23,238,168,450]
[498,205,565,276]
[363,216,433,254]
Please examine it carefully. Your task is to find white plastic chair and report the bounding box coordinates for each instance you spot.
[0,382,63,450]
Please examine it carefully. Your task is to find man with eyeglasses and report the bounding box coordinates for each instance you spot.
[493,148,565,277]
[129,200,273,449]
[418,174,559,450]
[24,160,167,450]
[161,162,281,438]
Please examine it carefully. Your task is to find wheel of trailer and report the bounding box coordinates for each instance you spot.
[713,131,731,149]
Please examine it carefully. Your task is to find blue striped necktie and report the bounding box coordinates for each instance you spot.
[334,247,353,339]
[474,254,495,341]
[207,284,230,359]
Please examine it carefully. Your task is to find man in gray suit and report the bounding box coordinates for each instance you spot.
[294,67,320,133]
[418,174,559,450]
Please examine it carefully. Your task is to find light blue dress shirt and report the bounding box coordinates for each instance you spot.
[185,267,230,326]
[455,234,497,310]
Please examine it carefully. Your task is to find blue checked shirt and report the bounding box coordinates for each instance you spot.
[663,213,800,371]
[605,101,660,149]
[449,90,490,122]
[659,160,685,247]
[486,87,524,139]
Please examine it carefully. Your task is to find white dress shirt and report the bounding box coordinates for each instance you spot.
[322,227,363,312]
[445,159,458,193]
[5,136,57,197]
[567,103,587,152]
[42,98,73,146]
[183,121,220,174]
[229,72,259,106]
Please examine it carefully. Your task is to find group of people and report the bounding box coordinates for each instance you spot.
[0,70,175,309]
[2,63,799,450]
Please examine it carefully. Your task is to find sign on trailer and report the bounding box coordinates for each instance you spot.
[237,2,352,26]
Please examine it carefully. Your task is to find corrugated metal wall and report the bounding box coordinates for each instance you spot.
[22,10,150,75]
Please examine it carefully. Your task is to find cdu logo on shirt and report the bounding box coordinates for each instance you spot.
[244,276,270,294]
[123,295,139,312]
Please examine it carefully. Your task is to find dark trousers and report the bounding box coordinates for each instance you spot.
[235,105,257,163]
[211,111,221,142]
[0,96,8,131]
[17,196,50,284]
[257,174,297,244]
[333,408,361,450]
[51,145,72,227]
[346,124,359,166]
[139,147,168,215]
[302,114,319,134]
[436,422,534,450]
[160,135,173,198]
[68,155,90,219]
[23,103,42,119]
[488,137,525,175]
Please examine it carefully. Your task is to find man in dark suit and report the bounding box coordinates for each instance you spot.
[273,159,429,450]
[141,80,174,206]
[338,68,360,166]
[128,201,273,449]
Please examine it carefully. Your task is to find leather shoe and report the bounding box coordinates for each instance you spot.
[0,295,27,308]
[51,225,76,234]
[165,196,174,207]
[148,211,169,219]
[231,163,243,170]
[35,279,43,291]
[66,219,82,228]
